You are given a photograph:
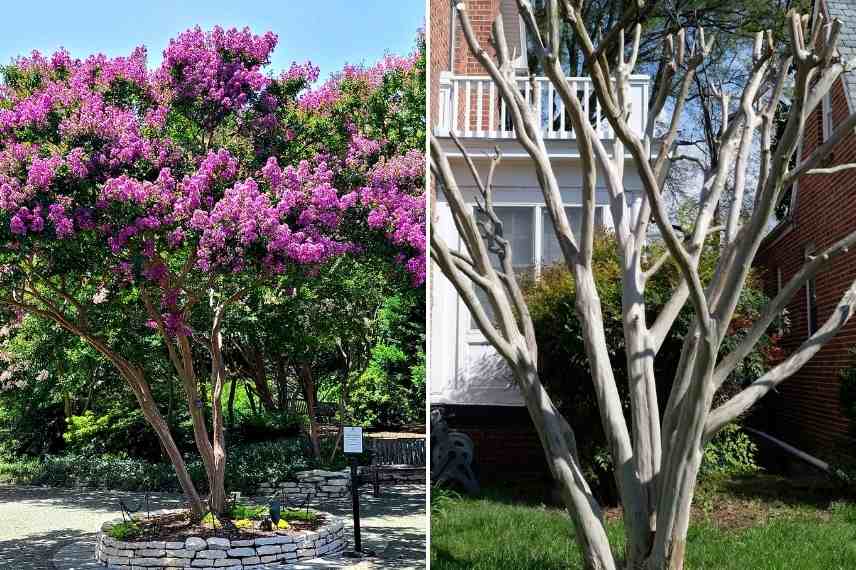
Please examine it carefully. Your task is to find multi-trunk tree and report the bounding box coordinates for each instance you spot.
[0,27,424,515]
[431,1,856,568]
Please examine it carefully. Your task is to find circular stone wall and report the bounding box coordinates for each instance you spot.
[94,512,346,568]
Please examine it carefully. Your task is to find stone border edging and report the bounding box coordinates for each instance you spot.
[94,510,347,568]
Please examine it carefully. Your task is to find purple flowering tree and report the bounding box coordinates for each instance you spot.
[0,27,424,514]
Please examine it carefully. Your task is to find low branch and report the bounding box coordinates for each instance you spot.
[706,275,856,440]
[712,229,856,387]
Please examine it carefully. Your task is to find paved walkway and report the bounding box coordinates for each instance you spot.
[0,483,425,569]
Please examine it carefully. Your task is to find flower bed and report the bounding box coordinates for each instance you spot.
[95,510,346,568]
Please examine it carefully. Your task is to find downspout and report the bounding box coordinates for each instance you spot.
[745,427,830,473]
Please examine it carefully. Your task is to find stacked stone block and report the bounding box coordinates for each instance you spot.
[94,514,346,568]
[256,469,351,500]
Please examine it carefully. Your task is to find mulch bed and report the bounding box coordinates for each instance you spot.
[124,510,325,541]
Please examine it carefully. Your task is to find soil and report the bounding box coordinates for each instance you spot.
[597,473,850,531]
[121,510,325,541]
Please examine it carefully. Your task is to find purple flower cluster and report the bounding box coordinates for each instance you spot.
[281,61,320,84]
[360,149,426,285]
[191,174,353,273]
[0,24,426,333]
[159,26,277,113]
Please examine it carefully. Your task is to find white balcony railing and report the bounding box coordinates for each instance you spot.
[436,72,649,140]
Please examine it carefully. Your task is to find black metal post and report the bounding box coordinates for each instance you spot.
[350,456,362,552]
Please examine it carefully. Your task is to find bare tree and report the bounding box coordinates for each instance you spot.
[430,2,856,568]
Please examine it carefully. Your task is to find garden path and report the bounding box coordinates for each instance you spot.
[0,483,425,569]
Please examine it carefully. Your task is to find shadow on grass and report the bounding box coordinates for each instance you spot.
[709,472,856,510]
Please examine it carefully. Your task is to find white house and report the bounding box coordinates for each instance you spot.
[429,0,650,409]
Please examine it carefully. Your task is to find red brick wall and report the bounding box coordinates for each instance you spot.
[429,0,506,133]
[755,73,856,459]
[441,406,550,483]
[452,0,501,74]
[429,0,451,129]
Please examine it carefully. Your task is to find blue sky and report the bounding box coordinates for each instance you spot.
[0,1,424,81]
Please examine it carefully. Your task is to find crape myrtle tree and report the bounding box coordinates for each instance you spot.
[431,1,856,568]
[0,28,424,515]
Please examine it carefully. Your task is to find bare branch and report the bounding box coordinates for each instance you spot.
[706,275,856,440]
[712,230,856,387]
[785,112,856,184]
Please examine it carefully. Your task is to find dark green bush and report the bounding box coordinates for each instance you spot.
[350,344,418,428]
[0,438,317,493]
[230,412,303,444]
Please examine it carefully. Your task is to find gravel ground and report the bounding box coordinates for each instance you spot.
[0,483,426,569]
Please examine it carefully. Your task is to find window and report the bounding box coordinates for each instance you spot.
[542,207,603,266]
[822,92,833,142]
[470,204,604,329]
[476,206,535,274]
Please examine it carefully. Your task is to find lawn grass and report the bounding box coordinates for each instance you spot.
[431,475,856,569]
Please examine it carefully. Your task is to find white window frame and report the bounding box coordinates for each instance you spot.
[467,202,604,332]
[822,92,833,142]
[776,266,784,336]
[804,243,818,337]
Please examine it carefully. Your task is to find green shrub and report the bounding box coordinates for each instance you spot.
[63,410,165,460]
[227,503,267,520]
[282,507,318,523]
[109,520,141,540]
[701,423,759,476]
[232,412,303,443]
[350,344,422,428]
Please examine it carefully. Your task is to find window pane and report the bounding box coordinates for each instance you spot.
[471,207,535,329]
[542,207,602,266]
[476,207,535,269]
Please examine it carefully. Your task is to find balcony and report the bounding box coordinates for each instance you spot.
[435,72,649,143]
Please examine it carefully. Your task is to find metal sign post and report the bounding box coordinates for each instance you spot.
[343,426,363,554]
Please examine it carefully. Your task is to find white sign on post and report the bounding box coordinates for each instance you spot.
[343,426,363,453]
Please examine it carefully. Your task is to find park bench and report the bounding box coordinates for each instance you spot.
[366,437,426,497]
